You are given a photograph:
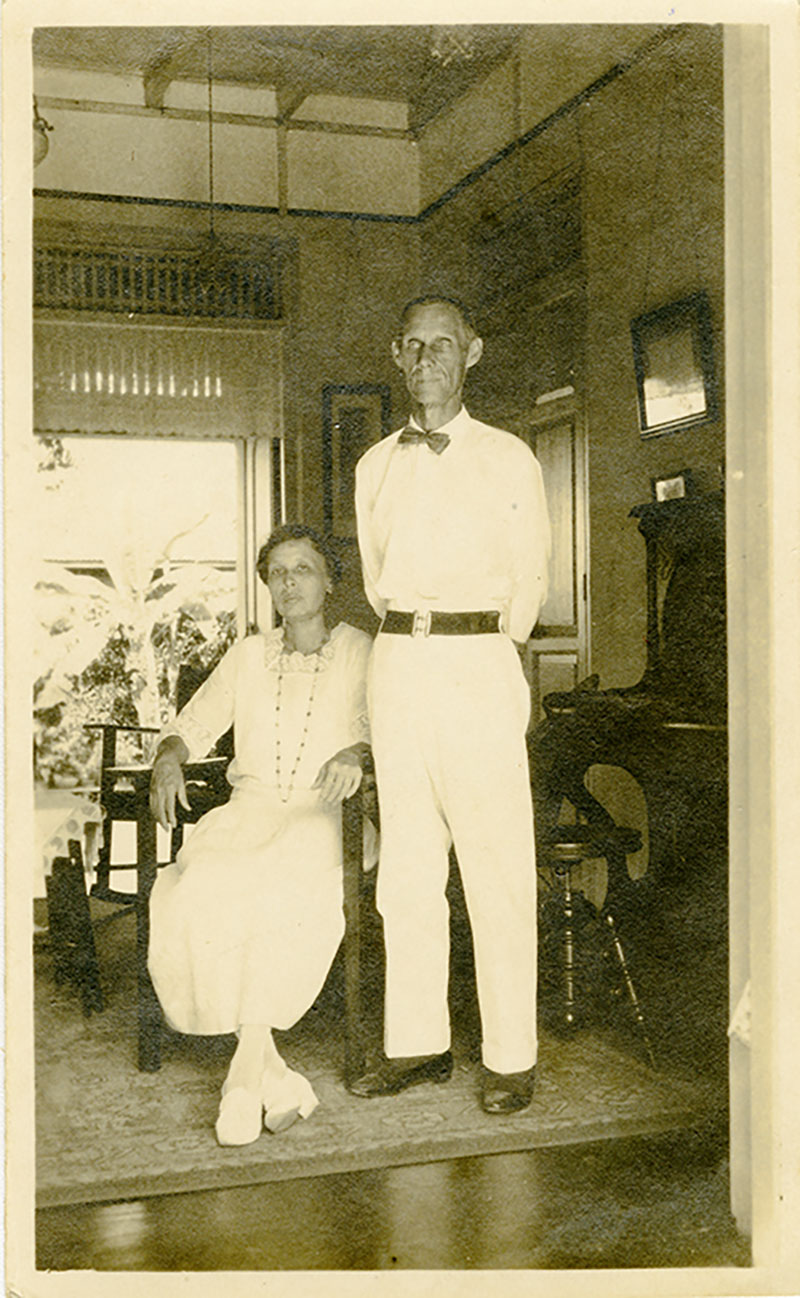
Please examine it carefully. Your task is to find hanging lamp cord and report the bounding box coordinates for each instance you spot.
[206,28,215,239]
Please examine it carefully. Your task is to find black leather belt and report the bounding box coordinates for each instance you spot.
[380,610,501,636]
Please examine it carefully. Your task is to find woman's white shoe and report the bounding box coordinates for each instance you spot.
[262,1067,319,1134]
[215,1084,264,1146]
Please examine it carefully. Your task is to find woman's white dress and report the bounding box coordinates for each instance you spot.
[148,622,371,1036]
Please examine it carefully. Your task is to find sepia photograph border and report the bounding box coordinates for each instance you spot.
[5,2,800,1295]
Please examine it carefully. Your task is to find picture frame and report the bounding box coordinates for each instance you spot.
[322,383,392,538]
[631,291,718,438]
[651,468,696,502]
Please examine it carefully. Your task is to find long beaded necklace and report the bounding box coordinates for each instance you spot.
[275,650,322,803]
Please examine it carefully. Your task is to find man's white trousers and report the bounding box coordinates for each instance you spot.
[368,631,537,1075]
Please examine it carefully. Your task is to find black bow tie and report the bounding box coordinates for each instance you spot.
[397,426,450,455]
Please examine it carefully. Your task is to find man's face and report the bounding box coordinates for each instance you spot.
[266,539,331,623]
[392,303,483,410]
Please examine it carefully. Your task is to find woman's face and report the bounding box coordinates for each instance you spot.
[266,538,331,624]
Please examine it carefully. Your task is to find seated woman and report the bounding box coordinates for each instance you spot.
[148,524,371,1146]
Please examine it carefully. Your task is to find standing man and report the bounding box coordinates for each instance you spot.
[352,296,550,1113]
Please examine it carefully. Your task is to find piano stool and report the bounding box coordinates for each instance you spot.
[538,823,657,1069]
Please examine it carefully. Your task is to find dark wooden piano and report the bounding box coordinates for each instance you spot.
[530,491,727,914]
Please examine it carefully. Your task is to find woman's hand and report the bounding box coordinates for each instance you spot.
[149,739,191,830]
[312,745,365,807]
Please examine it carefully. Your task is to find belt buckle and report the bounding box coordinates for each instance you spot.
[412,610,431,637]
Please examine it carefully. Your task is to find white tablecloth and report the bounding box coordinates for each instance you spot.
[34,788,104,899]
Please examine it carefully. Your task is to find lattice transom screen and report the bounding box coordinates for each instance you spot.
[34,319,283,439]
[34,245,280,321]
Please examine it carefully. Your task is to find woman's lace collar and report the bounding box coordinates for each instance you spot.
[262,622,344,673]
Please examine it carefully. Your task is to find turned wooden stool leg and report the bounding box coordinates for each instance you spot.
[557,864,578,1031]
[603,911,657,1068]
[542,825,655,1057]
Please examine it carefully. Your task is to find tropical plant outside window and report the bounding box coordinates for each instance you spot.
[34,436,239,789]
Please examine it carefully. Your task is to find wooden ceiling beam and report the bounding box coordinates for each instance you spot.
[143,60,173,110]
[143,30,205,110]
[275,84,311,124]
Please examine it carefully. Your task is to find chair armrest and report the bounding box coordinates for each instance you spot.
[86,723,163,785]
[84,724,162,735]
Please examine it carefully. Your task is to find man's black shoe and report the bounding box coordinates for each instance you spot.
[480,1066,536,1114]
[348,1051,453,1097]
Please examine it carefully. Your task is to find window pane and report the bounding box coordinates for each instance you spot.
[36,437,238,562]
[34,319,282,439]
[34,437,239,789]
[532,422,576,630]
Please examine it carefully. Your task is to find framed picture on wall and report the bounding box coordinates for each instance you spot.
[322,384,392,538]
[631,291,718,438]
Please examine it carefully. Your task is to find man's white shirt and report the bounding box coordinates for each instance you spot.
[355,406,551,642]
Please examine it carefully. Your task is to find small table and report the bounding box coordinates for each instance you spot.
[35,788,104,898]
[36,788,106,1013]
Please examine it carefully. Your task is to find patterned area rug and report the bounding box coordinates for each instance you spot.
[35,910,725,1209]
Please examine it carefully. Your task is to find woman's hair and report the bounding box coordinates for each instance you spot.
[256,524,342,586]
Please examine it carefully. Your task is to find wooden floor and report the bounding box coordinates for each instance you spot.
[37,1127,748,1271]
[36,826,738,1271]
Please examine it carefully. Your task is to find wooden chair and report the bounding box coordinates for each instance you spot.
[136,755,378,1076]
[341,755,381,1085]
[78,717,379,1076]
[85,667,234,913]
[83,721,163,910]
[86,725,231,1069]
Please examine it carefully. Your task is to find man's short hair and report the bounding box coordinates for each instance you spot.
[397,295,478,341]
[257,523,342,586]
